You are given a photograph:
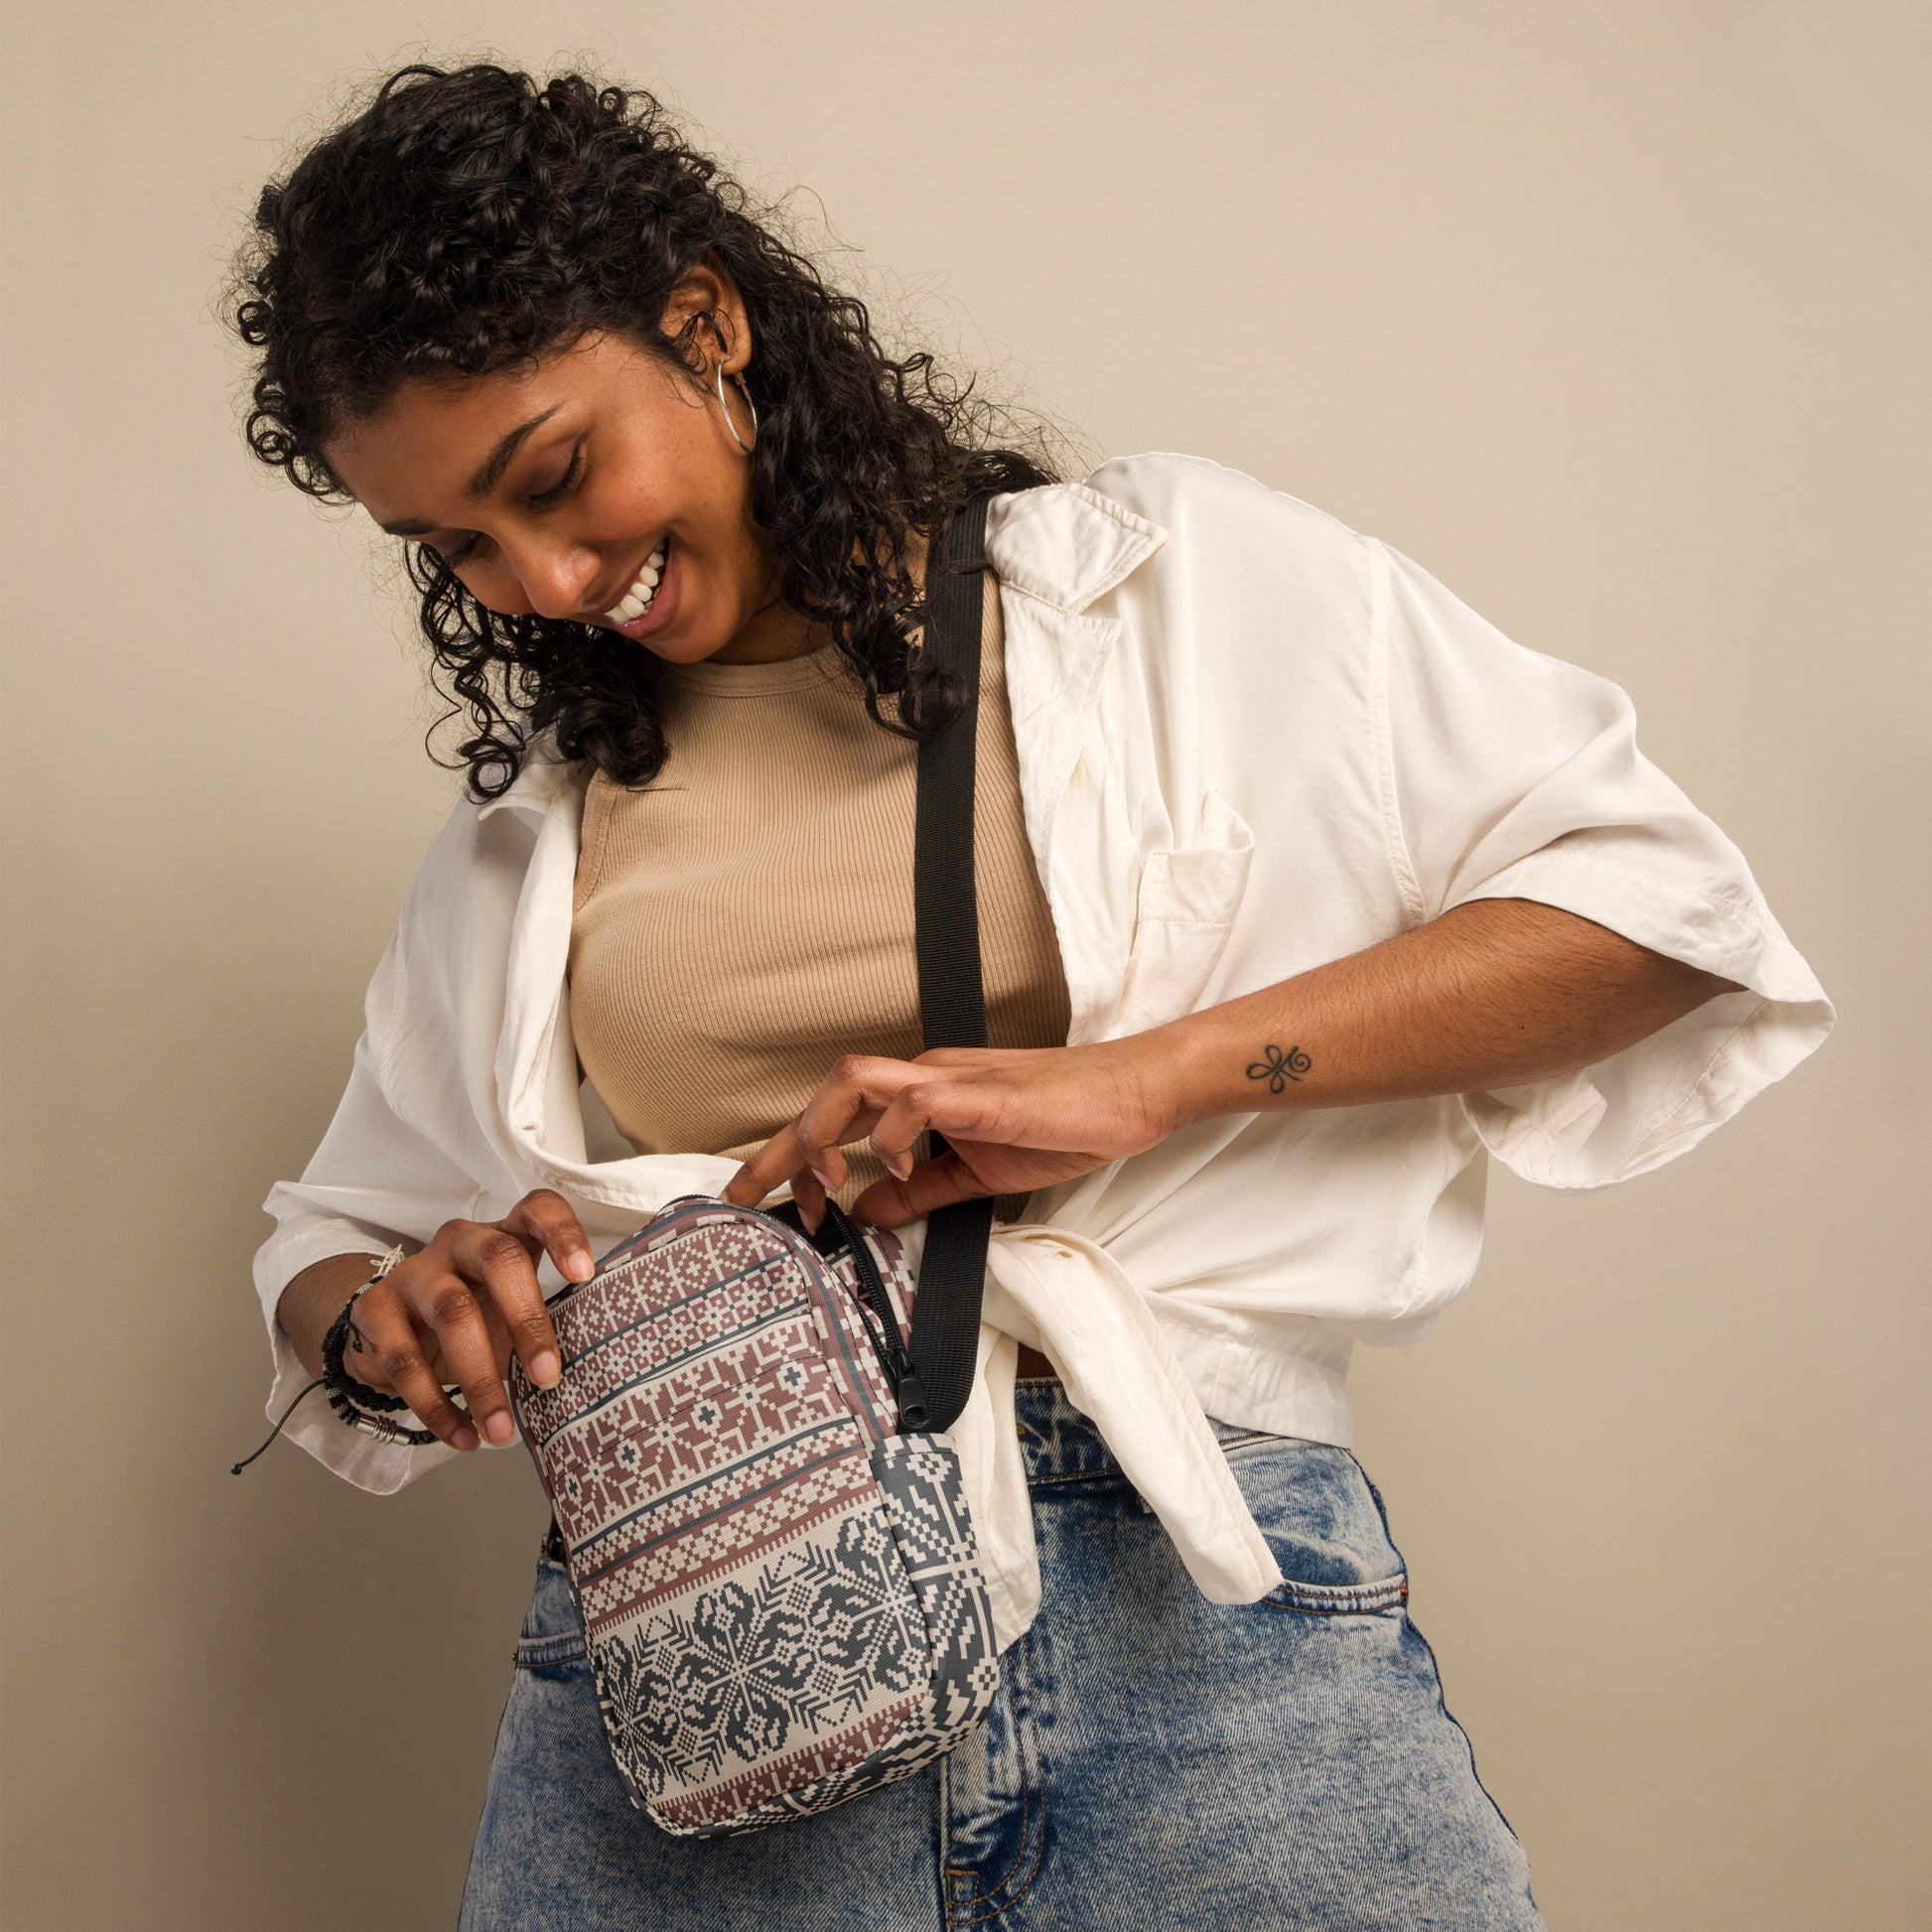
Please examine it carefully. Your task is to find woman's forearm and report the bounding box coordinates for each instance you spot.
[1145,897,1743,1129]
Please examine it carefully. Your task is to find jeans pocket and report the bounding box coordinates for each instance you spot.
[513,1557,590,1671]
[1221,1438,1410,1616]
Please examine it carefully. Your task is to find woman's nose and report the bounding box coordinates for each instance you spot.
[513,539,602,621]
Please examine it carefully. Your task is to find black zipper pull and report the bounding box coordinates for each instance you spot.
[879,1337,929,1432]
[892,1367,930,1433]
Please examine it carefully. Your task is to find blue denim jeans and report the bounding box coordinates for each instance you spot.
[460,1380,1543,1929]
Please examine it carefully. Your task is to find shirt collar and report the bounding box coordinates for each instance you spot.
[982,479,1166,613]
[475,737,576,822]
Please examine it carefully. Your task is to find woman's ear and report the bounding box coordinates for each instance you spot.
[658,253,753,374]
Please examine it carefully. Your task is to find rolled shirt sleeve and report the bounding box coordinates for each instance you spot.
[252,926,483,1495]
[1374,535,1835,1187]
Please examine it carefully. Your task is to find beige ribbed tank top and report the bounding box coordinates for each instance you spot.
[568,572,1072,1230]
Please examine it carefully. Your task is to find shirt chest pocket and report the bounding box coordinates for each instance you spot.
[1100,788,1256,1040]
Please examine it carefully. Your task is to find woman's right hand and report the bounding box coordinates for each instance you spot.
[279,1189,595,1452]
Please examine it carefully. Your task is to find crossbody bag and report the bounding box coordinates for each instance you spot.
[504,490,1008,1837]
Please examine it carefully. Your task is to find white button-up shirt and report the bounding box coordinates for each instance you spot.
[253,452,1834,1651]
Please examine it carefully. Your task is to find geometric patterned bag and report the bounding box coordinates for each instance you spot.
[505,1191,1001,1836]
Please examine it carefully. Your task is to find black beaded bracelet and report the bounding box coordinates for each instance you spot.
[320,1247,466,1447]
[231,1246,444,1472]
[321,1292,435,1445]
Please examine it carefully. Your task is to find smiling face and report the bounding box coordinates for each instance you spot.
[322,268,827,667]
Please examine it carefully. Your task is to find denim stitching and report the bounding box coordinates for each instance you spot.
[514,1632,589,1669]
[943,1642,1031,1909]
[1260,1576,1409,1616]
[1338,1448,1534,1891]
[1020,1420,1284,1488]
[1398,1604,1536,1890]
[944,1630,1048,1924]
[1217,1431,1312,1464]
[516,1559,589,1668]
[943,1639,1037,1921]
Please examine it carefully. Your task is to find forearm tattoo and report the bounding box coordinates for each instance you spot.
[1246,1042,1312,1093]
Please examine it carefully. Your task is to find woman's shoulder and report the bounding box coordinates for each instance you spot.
[987,453,1373,618]
[1076,450,1369,554]
[1046,452,1378,619]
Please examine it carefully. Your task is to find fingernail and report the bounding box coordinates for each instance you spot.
[484,1411,514,1446]
[531,1351,561,1388]
[566,1249,594,1283]
[453,1426,480,1451]
[809,1163,837,1189]
[890,1152,913,1180]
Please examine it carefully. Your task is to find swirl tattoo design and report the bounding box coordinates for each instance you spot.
[1246,1042,1312,1093]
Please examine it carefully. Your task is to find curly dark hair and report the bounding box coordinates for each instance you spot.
[228,62,1066,797]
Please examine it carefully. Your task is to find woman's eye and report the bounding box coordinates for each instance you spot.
[528,442,585,509]
[414,440,582,569]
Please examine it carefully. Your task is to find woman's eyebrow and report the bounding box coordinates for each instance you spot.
[464,404,565,501]
[376,403,566,536]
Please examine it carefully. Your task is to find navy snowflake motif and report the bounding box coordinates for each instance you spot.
[598,1509,927,1792]
[597,1634,692,1800]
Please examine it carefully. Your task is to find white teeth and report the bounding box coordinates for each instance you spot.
[608,539,669,623]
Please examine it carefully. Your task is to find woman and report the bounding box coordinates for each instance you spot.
[234,63,1832,1930]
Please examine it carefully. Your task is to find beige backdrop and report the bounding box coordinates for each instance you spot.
[3,3,1926,1926]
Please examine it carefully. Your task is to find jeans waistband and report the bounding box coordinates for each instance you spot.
[1014,1375,1258,1483]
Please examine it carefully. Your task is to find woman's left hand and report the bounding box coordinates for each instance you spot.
[719,1038,1189,1230]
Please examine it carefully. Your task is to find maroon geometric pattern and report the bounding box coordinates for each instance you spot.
[555,1349,841,1568]
[576,1426,874,1634]
[505,1193,997,1838]
[515,1237,806,1449]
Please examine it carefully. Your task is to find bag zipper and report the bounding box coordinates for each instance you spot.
[810,1198,928,1432]
[838,1228,929,1432]
[704,1194,929,1433]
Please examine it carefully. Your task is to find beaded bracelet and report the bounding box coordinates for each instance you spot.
[320,1244,457,1447]
[230,1243,462,1473]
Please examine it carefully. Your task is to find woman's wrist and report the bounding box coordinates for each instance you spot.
[1132,1004,1312,1136]
[276,1252,392,1381]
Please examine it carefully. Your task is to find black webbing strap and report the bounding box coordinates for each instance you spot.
[907,489,998,1435]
